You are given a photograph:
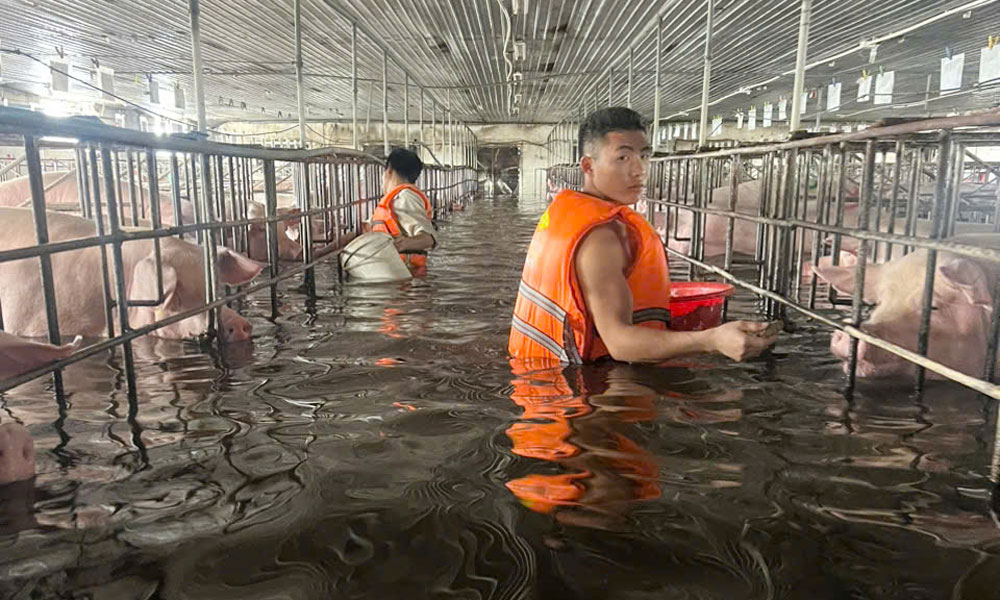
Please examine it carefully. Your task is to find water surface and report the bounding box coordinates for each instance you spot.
[1,196,999,599]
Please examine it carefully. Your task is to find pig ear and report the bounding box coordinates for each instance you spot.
[130,255,178,306]
[215,247,264,285]
[281,208,303,240]
[939,258,992,307]
[814,259,881,304]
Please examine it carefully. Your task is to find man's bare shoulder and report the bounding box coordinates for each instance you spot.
[576,223,627,272]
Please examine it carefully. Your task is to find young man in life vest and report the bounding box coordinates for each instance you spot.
[509,107,778,365]
[370,148,437,275]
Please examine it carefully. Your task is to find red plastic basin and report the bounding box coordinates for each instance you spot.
[669,282,734,331]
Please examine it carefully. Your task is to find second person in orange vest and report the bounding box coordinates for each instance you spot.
[370,148,437,275]
[509,107,778,365]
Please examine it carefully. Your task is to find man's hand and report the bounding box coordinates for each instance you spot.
[708,321,778,362]
[393,232,435,253]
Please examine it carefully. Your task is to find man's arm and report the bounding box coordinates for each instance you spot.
[575,224,777,363]
[394,232,435,253]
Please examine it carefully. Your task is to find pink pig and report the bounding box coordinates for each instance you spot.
[0,331,81,380]
[246,201,304,261]
[813,233,1000,379]
[0,208,261,343]
[0,171,196,232]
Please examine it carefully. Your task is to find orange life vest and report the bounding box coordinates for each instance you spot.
[371,183,434,269]
[508,189,672,365]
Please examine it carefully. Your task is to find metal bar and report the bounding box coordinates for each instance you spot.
[127,152,139,227]
[188,0,207,132]
[789,0,812,131]
[145,149,165,303]
[294,0,307,149]
[627,48,634,108]
[697,0,715,148]
[0,154,25,178]
[845,141,877,394]
[916,131,953,391]
[88,146,116,338]
[404,73,409,146]
[905,147,922,253]
[75,148,91,219]
[947,143,964,237]
[100,147,137,391]
[419,87,425,149]
[448,89,453,166]
[653,16,662,151]
[24,137,61,346]
[382,49,389,156]
[197,153,219,338]
[263,159,280,317]
[352,23,359,150]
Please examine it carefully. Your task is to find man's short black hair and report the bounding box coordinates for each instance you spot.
[387,147,423,183]
[578,107,648,157]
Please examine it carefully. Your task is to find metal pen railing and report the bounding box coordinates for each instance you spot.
[0,108,478,394]
[546,108,1000,400]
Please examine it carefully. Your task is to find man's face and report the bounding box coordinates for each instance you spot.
[382,167,394,195]
[581,130,651,205]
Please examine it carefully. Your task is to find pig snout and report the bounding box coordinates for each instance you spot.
[219,308,253,343]
[830,328,900,378]
[830,329,852,362]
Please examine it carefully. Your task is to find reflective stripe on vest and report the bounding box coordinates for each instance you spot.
[513,280,670,365]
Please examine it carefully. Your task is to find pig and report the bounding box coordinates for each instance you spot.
[0,331,82,380]
[813,233,1000,379]
[650,177,899,258]
[0,171,196,232]
[0,171,77,207]
[651,180,847,257]
[0,423,34,484]
[246,201,304,261]
[832,214,996,255]
[0,208,261,343]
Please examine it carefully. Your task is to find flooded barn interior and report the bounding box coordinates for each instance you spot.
[4,0,1000,597]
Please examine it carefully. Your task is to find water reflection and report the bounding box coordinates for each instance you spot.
[4,199,1000,598]
[505,362,662,531]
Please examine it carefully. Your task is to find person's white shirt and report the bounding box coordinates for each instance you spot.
[392,188,437,245]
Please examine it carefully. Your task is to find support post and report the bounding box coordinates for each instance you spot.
[448,89,453,166]
[627,49,634,108]
[653,16,662,151]
[697,0,715,148]
[188,0,207,132]
[352,23,359,149]
[382,50,389,156]
[789,0,812,132]
[293,0,307,148]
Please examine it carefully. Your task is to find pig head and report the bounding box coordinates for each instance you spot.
[126,239,263,342]
[247,201,304,261]
[814,234,1000,380]
[0,208,262,344]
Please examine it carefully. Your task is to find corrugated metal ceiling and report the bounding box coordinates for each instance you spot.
[0,0,998,127]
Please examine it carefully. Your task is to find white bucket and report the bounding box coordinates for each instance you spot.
[339,232,412,282]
